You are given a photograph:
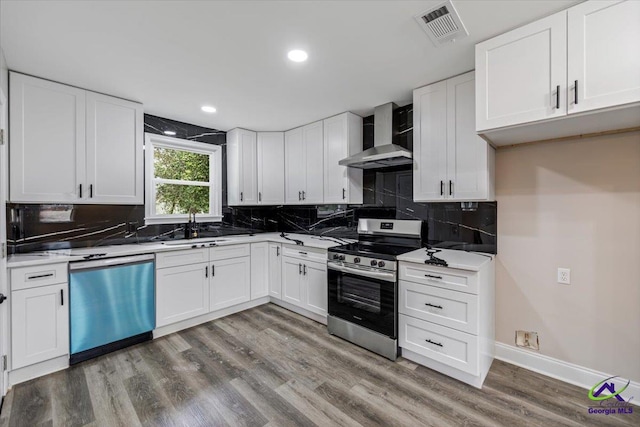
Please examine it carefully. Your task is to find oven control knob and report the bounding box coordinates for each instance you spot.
[378,261,385,267]
[332,254,339,260]
[338,255,345,261]
[353,257,361,264]
[370,260,378,266]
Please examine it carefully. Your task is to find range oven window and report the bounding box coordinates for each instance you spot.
[328,266,396,338]
[338,276,381,313]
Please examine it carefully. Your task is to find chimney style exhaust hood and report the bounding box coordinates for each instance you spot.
[339,103,413,169]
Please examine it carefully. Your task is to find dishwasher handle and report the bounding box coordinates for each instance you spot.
[70,254,155,270]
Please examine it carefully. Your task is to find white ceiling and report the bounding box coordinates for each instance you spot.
[0,0,578,131]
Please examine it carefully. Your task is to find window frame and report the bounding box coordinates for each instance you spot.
[144,133,222,225]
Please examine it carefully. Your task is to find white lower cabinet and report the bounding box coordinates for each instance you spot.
[398,259,494,388]
[302,261,327,317]
[156,262,210,327]
[268,243,282,299]
[281,255,327,317]
[282,256,304,306]
[210,256,251,311]
[250,242,269,299]
[11,283,69,370]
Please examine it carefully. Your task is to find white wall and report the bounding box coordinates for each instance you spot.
[495,131,640,382]
[0,45,7,98]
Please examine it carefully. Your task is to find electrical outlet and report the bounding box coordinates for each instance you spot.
[557,268,571,285]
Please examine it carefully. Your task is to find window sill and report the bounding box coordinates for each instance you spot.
[144,215,223,226]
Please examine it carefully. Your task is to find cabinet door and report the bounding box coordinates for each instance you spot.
[568,0,640,114]
[323,113,363,204]
[226,129,257,206]
[86,92,143,204]
[250,242,269,299]
[446,72,490,201]
[475,11,567,131]
[268,243,282,299]
[413,80,448,202]
[156,263,210,327]
[240,130,258,205]
[210,257,251,311]
[303,261,327,317]
[12,283,69,369]
[303,121,324,204]
[9,73,85,203]
[282,257,303,307]
[257,132,285,205]
[284,127,305,204]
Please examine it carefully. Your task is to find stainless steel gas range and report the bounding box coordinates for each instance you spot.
[327,219,423,360]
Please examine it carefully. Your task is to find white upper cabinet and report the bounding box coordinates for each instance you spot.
[302,121,324,204]
[256,132,285,205]
[285,121,324,204]
[414,72,494,202]
[226,128,258,205]
[567,0,640,114]
[475,11,567,131]
[323,113,363,204]
[476,1,640,145]
[86,92,143,203]
[446,72,494,201]
[413,80,448,201]
[9,72,143,204]
[284,127,305,204]
[10,73,86,203]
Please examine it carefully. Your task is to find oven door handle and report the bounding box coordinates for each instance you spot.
[327,262,396,282]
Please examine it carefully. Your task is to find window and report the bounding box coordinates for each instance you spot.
[145,133,222,224]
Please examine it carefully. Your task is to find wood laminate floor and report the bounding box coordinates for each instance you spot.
[1,303,637,427]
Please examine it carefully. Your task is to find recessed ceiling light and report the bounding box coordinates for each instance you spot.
[287,50,308,62]
[163,130,176,136]
[201,105,217,113]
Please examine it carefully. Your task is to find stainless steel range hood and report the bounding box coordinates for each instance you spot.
[339,102,412,169]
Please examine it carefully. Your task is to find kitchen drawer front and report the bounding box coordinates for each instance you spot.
[399,263,478,295]
[210,244,250,261]
[282,244,326,262]
[399,314,478,375]
[399,281,478,334]
[11,263,68,290]
[156,248,209,269]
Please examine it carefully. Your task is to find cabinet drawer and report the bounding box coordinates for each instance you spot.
[399,263,478,295]
[282,244,326,263]
[156,248,208,269]
[399,281,478,334]
[210,244,250,261]
[399,314,478,375]
[11,263,68,290]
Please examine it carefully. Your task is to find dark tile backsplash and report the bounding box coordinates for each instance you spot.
[7,108,496,254]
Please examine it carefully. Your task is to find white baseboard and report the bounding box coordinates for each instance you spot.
[495,342,640,406]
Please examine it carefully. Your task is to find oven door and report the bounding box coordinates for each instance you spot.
[327,261,396,338]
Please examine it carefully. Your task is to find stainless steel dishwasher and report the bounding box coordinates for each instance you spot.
[69,254,155,364]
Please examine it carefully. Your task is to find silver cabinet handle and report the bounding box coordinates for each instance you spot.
[574,80,579,105]
[89,184,93,198]
[211,264,215,276]
[425,302,443,309]
[276,247,280,256]
[299,263,302,274]
[79,184,83,198]
[426,339,443,347]
[555,85,560,109]
[425,274,442,280]
[240,192,243,202]
[299,251,307,255]
[303,264,307,275]
[298,191,302,201]
[60,289,64,306]
[205,266,208,278]
[258,192,262,202]
[302,191,306,200]
[342,188,346,200]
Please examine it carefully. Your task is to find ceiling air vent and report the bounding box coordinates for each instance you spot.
[414,0,469,47]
